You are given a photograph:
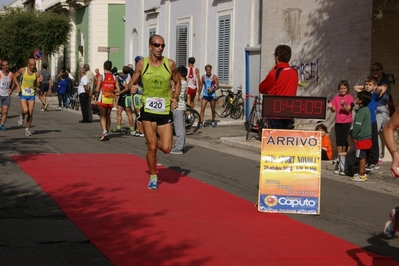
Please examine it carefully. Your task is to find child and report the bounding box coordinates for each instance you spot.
[349,90,372,182]
[57,72,68,109]
[354,75,383,171]
[170,66,188,154]
[327,80,354,154]
[315,124,332,160]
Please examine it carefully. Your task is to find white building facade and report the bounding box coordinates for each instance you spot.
[125,0,262,102]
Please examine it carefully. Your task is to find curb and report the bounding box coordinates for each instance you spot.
[220,134,399,186]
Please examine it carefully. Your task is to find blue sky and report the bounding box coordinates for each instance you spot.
[0,0,14,8]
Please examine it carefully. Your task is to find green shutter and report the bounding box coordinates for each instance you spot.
[218,15,231,84]
[176,24,188,67]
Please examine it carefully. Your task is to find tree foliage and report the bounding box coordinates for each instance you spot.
[374,0,390,20]
[0,7,72,68]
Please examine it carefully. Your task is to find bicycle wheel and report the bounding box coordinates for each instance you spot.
[75,96,80,111]
[215,95,231,118]
[245,109,258,140]
[236,96,244,106]
[70,99,75,110]
[185,107,200,135]
[230,103,244,120]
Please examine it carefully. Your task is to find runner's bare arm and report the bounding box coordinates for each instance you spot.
[12,67,24,91]
[94,75,103,93]
[114,77,121,94]
[36,71,42,90]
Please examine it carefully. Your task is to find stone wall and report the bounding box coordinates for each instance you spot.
[261,0,374,157]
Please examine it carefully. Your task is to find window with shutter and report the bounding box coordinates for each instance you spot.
[218,15,231,84]
[176,24,188,67]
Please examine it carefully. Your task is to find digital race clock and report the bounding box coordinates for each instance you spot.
[262,95,327,119]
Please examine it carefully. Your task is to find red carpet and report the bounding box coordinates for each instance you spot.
[13,154,397,266]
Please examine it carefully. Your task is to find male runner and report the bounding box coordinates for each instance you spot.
[129,34,181,189]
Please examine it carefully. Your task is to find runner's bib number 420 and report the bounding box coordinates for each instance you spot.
[145,97,166,112]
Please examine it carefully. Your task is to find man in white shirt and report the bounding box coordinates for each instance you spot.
[77,67,91,123]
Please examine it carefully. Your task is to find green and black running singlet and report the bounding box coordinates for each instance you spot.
[141,57,172,115]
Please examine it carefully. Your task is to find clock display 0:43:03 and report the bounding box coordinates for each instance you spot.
[262,95,327,119]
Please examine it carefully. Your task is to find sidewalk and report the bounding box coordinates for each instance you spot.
[42,94,244,127]
[220,134,399,186]
[41,94,399,186]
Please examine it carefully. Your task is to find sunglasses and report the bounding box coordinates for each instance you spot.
[371,68,380,71]
[152,43,166,48]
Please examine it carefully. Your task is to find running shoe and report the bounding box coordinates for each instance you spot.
[18,115,24,126]
[44,103,49,111]
[339,171,346,176]
[199,122,203,128]
[170,147,183,155]
[40,108,44,111]
[111,128,122,132]
[365,164,379,171]
[57,106,62,109]
[24,129,32,136]
[100,133,110,141]
[333,170,339,174]
[384,220,396,238]
[136,132,145,137]
[147,176,158,190]
[0,125,6,131]
[211,121,216,128]
[349,173,368,182]
[130,130,137,136]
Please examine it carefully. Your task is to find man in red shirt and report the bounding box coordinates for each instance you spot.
[259,45,298,129]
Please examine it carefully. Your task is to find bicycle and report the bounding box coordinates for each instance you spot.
[69,87,80,111]
[185,105,201,135]
[244,95,265,140]
[215,89,244,119]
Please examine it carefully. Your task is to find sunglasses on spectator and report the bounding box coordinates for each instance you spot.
[152,43,166,48]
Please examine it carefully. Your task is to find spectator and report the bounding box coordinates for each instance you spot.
[77,67,91,123]
[315,123,332,160]
[327,80,354,155]
[56,72,68,109]
[372,63,391,164]
[170,66,188,154]
[259,45,298,129]
[349,91,372,182]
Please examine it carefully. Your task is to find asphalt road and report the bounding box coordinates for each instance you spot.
[1,94,399,264]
